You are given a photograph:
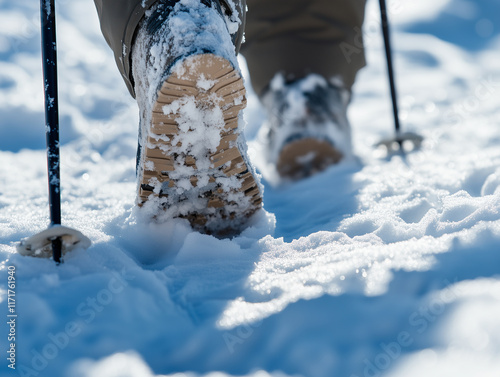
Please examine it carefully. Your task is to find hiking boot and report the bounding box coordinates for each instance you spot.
[132,0,262,234]
[259,74,352,180]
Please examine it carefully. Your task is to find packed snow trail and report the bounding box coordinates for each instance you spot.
[1,0,500,376]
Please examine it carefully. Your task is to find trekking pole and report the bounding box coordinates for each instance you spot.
[16,0,91,262]
[41,0,63,263]
[380,0,400,136]
[376,0,423,151]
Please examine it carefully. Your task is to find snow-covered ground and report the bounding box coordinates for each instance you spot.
[1,0,500,376]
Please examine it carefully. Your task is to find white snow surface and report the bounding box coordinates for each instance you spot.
[1,0,500,376]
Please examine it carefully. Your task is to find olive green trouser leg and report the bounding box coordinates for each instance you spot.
[93,0,366,98]
[242,0,367,96]
[93,0,246,98]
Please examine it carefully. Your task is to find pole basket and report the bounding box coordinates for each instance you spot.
[376,132,424,153]
[17,226,91,259]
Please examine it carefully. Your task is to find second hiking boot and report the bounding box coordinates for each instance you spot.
[259,74,353,180]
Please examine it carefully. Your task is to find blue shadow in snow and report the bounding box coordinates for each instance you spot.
[262,161,363,242]
[403,0,499,51]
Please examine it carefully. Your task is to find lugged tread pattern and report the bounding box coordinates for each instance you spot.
[138,54,262,232]
[277,138,343,180]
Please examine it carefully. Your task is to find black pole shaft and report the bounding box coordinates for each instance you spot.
[41,0,62,263]
[379,0,401,135]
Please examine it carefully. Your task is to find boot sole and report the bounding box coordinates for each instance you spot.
[137,54,262,233]
[277,138,343,179]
